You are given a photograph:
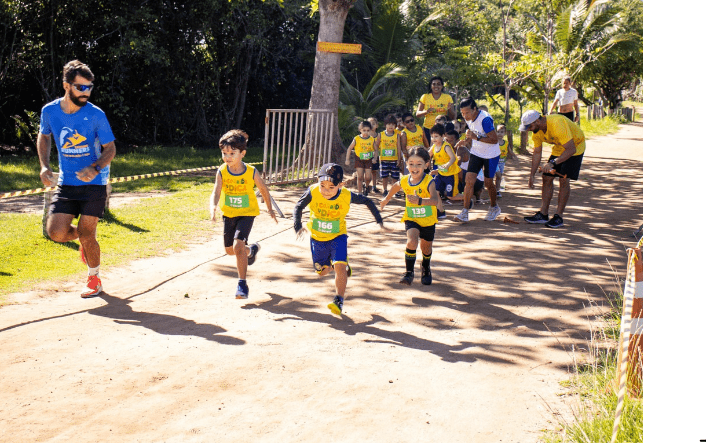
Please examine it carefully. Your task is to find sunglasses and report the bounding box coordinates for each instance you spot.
[71,83,94,92]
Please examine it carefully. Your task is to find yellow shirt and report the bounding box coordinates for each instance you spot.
[353,135,375,160]
[400,174,437,227]
[403,125,426,148]
[532,114,586,157]
[379,131,399,161]
[419,93,454,129]
[499,139,508,161]
[306,184,352,242]
[432,142,460,176]
[218,163,260,217]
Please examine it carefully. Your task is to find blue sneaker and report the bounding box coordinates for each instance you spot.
[236,280,249,299]
[247,243,260,266]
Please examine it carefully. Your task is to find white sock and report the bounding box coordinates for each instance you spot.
[88,266,100,277]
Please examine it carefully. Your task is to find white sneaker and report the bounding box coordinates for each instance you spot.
[485,205,501,221]
[453,209,469,223]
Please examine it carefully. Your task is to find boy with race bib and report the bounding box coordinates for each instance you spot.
[210,129,278,299]
[374,114,404,197]
[345,120,377,196]
[293,163,391,316]
[379,146,440,286]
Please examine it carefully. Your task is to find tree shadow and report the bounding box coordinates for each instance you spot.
[242,292,536,365]
[100,210,149,233]
[88,292,244,346]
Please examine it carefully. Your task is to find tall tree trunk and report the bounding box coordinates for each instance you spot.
[307,0,354,166]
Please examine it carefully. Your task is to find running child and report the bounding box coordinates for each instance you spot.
[428,123,459,219]
[495,124,508,198]
[293,163,391,316]
[367,117,382,194]
[379,146,440,286]
[345,120,377,195]
[374,114,404,196]
[210,129,278,299]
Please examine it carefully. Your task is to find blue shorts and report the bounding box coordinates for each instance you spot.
[379,160,400,179]
[467,154,500,179]
[371,158,380,171]
[434,173,458,197]
[310,235,348,274]
[496,161,505,175]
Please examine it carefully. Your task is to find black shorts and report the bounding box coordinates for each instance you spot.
[544,154,584,181]
[223,215,255,248]
[48,185,107,219]
[559,111,574,122]
[467,154,500,178]
[404,221,436,242]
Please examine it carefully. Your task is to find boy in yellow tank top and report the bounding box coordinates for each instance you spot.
[374,114,404,196]
[210,129,278,299]
[293,163,391,316]
[345,120,377,196]
[380,146,440,286]
[428,123,459,220]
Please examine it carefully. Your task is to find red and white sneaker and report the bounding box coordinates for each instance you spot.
[81,275,103,298]
[79,244,87,264]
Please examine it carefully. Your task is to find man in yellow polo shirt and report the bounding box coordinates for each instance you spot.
[520,110,586,228]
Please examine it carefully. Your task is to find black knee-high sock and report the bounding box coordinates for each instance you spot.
[405,248,416,273]
[422,252,432,271]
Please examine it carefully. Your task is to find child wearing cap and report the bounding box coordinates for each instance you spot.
[293,163,391,316]
[210,129,278,299]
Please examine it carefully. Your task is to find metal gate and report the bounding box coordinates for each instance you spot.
[262,109,335,185]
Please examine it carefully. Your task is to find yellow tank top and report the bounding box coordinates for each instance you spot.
[379,131,399,161]
[306,184,352,242]
[400,174,437,227]
[432,142,461,176]
[218,163,260,217]
[499,139,508,160]
[403,125,425,148]
[354,135,375,160]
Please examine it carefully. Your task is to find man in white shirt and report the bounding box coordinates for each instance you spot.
[549,76,580,123]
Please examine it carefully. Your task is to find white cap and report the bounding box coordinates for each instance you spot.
[519,110,541,131]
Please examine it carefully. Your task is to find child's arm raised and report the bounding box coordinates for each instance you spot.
[351,191,391,232]
[292,188,313,240]
[253,169,278,223]
[408,181,439,207]
[379,181,401,211]
[345,139,356,166]
[443,144,457,171]
[210,169,223,221]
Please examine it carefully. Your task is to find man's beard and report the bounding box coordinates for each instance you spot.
[69,91,89,107]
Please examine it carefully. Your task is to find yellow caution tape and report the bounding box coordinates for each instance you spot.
[1,162,262,199]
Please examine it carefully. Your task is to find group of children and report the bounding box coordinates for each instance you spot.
[210,110,510,315]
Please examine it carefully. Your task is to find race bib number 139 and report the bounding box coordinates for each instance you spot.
[406,206,432,218]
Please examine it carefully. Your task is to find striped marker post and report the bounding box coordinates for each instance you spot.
[611,236,644,443]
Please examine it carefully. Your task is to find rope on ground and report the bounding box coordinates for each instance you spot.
[1,162,262,200]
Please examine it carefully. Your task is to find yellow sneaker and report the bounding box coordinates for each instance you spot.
[327,295,343,316]
[81,275,103,298]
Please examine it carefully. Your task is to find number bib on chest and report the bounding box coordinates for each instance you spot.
[406,206,432,218]
[225,194,250,208]
[382,149,396,158]
[359,151,373,160]
[313,219,340,234]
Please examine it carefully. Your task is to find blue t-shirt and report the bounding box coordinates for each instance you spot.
[39,99,115,186]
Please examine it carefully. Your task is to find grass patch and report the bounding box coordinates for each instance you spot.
[542,278,643,443]
[0,182,216,298]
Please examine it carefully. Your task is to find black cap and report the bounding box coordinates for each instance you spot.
[318,163,344,186]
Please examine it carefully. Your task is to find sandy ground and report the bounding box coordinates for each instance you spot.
[0,124,643,443]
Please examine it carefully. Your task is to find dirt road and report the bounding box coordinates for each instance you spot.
[0,124,643,442]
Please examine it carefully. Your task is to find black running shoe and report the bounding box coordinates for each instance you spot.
[399,271,414,285]
[247,243,260,265]
[421,267,432,285]
[545,214,564,228]
[524,211,549,224]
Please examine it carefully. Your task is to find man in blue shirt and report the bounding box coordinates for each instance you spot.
[37,60,116,298]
